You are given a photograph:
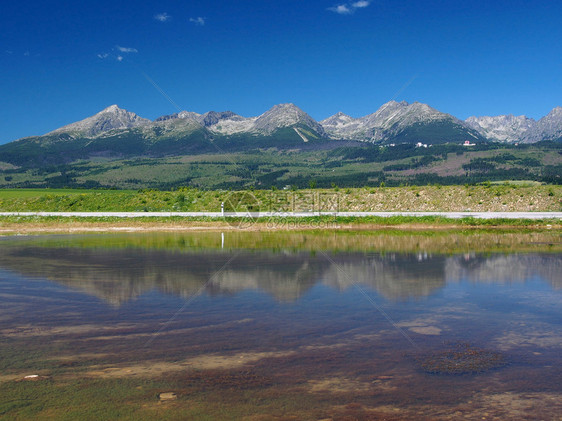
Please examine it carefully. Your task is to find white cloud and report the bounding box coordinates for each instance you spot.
[116,55,123,62]
[154,12,170,22]
[352,1,371,8]
[329,1,371,14]
[97,53,109,59]
[329,4,352,14]
[189,17,205,26]
[115,45,138,53]
[23,51,30,56]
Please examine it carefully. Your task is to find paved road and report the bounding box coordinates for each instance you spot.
[1,211,561,219]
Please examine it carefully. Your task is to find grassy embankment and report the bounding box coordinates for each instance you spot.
[0,185,560,212]
[0,185,560,233]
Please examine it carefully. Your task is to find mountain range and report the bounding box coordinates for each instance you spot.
[1,100,561,169]
[465,107,562,143]
[26,100,562,144]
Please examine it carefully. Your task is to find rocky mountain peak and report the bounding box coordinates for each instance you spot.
[465,114,536,142]
[155,111,201,122]
[361,100,452,128]
[321,112,355,126]
[200,111,244,127]
[465,107,562,143]
[320,100,474,143]
[39,102,562,144]
[254,103,326,135]
[542,106,562,120]
[527,106,562,142]
[48,105,151,137]
[102,104,120,113]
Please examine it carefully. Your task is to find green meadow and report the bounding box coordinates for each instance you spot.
[1,142,560,190]
[0,184,560,213]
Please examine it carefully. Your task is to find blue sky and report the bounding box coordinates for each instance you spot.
[2,0,562,143]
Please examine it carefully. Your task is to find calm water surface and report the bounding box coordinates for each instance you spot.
[0,231,561,420]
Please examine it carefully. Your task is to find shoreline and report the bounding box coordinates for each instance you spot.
[0,215,560,235]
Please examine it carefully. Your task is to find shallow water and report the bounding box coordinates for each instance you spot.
[0,231,561,420]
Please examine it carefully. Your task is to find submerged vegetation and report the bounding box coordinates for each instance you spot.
[417,343,507,375]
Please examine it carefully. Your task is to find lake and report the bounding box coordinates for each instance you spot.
[0,230,561,420]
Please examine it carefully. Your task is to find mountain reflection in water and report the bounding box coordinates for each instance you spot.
[1,232,561,420]
[0,238,559,305]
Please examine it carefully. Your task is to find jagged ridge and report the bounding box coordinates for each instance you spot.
[465,107,562,143]
[7,101,562,147]
[321,101,484,144]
